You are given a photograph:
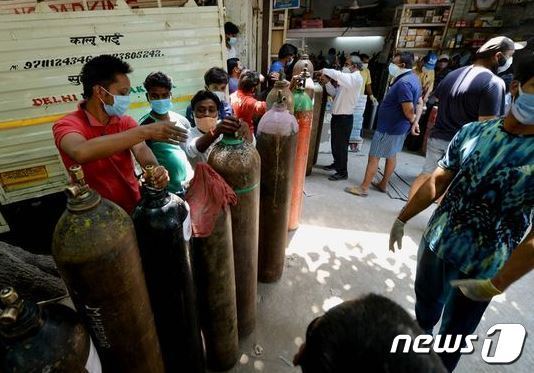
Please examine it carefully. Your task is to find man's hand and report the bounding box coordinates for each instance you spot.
[450,279,502,302]
[369,95,379,105]
[149,165,169,189]
[411,122,421,136]
[269,72,280,81]
[389,219,405,252]
[144,121,188,144]
[215,116,242,136]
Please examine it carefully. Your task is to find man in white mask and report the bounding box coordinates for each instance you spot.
[185,90,252,167]
[318,58,363,181]
[407,36,524,200]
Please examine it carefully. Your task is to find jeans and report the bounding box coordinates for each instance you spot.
[330,114,353,175]
[415,243,489,372]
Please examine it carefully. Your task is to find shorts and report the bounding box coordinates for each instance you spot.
[369,131,408,158]
[422,137,450,174]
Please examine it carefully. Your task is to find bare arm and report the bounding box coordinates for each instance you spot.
[478,115,497,121]
[411,97,425,136]
[365,84,373,97]
[401,102,416,124]
[492,230,534,291]
[131,142,159,168]
[59,121,187,164]
[398,166,455,223]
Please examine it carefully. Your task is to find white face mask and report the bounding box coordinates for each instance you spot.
[213,91,226,102]
[389,63,401,78]
[342,66,351,73]
[362,63,369,69]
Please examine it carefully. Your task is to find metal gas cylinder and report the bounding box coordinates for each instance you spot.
[257,95,298,282]
[208,136,261,337]
[192,208,239,371]
[266,78,294,114]
[131,165,205,373]
[306,82,324,175]
[52,165,164,373]
[288,69,314,231]
[0,287,101,373]
[293,54,315,98]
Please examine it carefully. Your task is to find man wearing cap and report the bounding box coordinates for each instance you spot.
[408,36,523,200]
[414,52,437,105]
[434,54,451,88]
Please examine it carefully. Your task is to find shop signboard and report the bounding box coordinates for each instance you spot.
[273,0,300,10]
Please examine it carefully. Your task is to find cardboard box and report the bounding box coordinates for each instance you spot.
[398,41,407,48]
[408,29,417,36]
[415,35,425,42]
[406,35,416,42]
[406,41,416,48]
[301,19,323,28]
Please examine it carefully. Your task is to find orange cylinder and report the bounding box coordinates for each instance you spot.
[288,77,314,231]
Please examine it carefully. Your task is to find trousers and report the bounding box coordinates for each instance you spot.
[330,114,353,175]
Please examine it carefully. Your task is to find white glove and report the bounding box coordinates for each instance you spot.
[370,95,379,105]
[389,218,405,252]
[450,279,502,302]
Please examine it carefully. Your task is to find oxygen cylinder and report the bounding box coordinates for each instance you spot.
[192,208,239,371]
[288,69,314,231]
[208,136,261,337]
[306,82,324,175]
[0,287,101,373]
[266,78,294,114]
[312,85,328,167]
[293,55,315,99]
[257,95,298,282]
[52,165,164,373]
[131,165,205,373]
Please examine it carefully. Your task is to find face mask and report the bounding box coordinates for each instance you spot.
[194,116,218,133]
[150,98,172,115]
[497,56,513,74]
[100,87,130,117]
[362,63,368,69]
[213,91,226,102]
[388,63,401,78]
[342,66,351,73]
[511,85,534,125]
[228,37,238,46]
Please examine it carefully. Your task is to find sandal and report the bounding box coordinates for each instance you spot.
[371,182,387,193]
[344,186,368,197]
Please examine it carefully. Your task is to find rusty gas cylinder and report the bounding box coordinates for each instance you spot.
[288,70,314,231]
[0,287,101,373]
[266,78,294,114]
[257,95,298,282]
[293,55,315,98]
[52,165,164,373]
[208,136,261,338]
[132,165,205,373]
[192,208,239,371]
[306,82,324,176]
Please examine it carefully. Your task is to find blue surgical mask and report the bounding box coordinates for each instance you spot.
[228,37,238,46]
[150,98,172,115]
[388,63,401,78]
[511,84,534,125]
[100,87,130,117]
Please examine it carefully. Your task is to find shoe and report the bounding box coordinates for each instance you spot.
[328,173,348,181]
[322,164,336,171]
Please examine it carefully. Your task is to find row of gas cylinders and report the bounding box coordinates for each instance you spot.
[0,68,326,373]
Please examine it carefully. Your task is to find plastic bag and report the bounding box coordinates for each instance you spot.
[185,163,237,237]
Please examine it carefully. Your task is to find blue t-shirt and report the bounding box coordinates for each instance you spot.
[229,77,239,95]
[431,65,505,142]
[269,60,285,74]
[423,118,534,278]
[376,71,421,135]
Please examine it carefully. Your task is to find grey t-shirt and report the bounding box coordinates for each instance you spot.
[431,65,505,142]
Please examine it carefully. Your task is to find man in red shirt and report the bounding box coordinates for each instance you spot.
[53,55,187,213]
[230,70,266,134]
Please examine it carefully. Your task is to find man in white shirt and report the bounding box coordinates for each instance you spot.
[319,59,363,180]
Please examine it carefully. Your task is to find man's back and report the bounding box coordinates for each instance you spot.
[431,65,505,142]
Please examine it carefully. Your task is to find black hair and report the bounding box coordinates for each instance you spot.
[224,21,239,35]
[328,48,336,55]
[191,89,221,112]
[278,43,297,59]
[143,71,172,92]
[514,54,534,85]
[298,294,446,373]
[204,67,229,86]
[360,53,370,61]
[227,58,240,73]
[394,51,415,69]
[238,70,260,92]
[80,54,132,99]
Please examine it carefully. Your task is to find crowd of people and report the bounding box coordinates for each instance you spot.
[51,26,533,372]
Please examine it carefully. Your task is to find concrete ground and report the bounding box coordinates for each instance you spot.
[223,142,534,373]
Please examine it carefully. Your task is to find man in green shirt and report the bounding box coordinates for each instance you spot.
[140,72,193,196]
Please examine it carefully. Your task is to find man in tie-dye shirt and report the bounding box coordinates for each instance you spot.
[389,55,534,372]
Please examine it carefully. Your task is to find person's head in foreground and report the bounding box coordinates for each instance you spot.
[508,54,534,126]
[191,90,221,133]
[238,70,261,94]
[294,294,446,373]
